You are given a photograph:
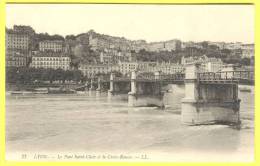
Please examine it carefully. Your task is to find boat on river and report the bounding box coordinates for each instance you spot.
[34,88,48,94]
[10,87,75,95]
[47,87,76,94]
[10,91,33,95]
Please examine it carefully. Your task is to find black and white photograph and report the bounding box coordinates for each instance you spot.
[5,4,255,162]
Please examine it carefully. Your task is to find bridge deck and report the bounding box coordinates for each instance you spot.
[92,70,254,86]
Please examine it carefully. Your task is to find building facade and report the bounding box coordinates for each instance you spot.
[131,40,148,52]
[164,40,182,51]
[208,42,226,49]
[79,64,120,77]
[181,55,223,72]
[100,49,118,64]
[89,37,110,51]
[151,62,184,74]
[146,40,182,52]
[13,25,35,34]
[241,44,254,58]
[6,25,35,51]
[39,40,63,52]
[31,52,70,70]
[100,48,133,64]
[181,41,203,49]
[6,50,27,67]
[6,32,30,50]
[118,61,157,75]
[200,60,223,72]
[224,42,243,50]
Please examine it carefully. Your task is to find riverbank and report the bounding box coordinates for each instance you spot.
[6,83,84,91]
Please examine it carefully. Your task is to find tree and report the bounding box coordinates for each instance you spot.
[6,67,19,83]
[64,70,74,82]
[71,43,100,67]
[55,68,65,83]
[65,35,76,40]
[72,70,83,83]
[241,58,251,66]
[16,67,32,84]
[47,68,56,83]
[35,33,65,41]
[208,44,219,50]
[221,49,231,54]
[201,41,209,49]
[41,68,50,82]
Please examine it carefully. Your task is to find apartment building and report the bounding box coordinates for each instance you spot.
[31,52,70,70]
[6,50,27,67]
[39,40,63,52]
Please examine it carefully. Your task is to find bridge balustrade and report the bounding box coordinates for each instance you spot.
[198,71,254,83]
[99,75,110,82]
[159,73,185,81]
[114,76,131,82]
[136,74,155,81]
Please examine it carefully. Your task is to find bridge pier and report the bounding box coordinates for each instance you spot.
[84,81,89,91]
[89,78,95,90]
[181,63,240,125]
[108,73,115,99]
[96,77,101,96]
[128,71,164,107]
[128,71,137,106]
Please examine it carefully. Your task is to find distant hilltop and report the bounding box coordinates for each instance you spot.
[6,25,253,53]
[75,29,181,52]
[74,29,253,53]
[5,24,254,69]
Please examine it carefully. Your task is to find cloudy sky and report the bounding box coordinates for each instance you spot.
[6,4,254,43]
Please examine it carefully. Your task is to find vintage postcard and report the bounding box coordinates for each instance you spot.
[4,3,255,162]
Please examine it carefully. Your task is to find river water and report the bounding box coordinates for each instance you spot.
[5,85,254,162]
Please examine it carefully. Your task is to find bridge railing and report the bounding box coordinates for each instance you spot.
[100,75,110,82]
[136,74,155,80]
[94,71,254,84]
[114,76,131,81]
[198,71,254,82]
[159,73,185,81]
[135,73,185,81]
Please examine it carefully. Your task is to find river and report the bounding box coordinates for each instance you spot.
[5,85,254,162]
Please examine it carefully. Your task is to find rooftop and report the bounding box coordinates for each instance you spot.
[39,40,64,43]
[6,30,29,36]
[32,51,70,57]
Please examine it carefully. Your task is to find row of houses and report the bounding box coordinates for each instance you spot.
[5,25,226,76]
[30,52,71,70]
[181,55,224,73]
[79,61,185,77]
[5,27,32,68]
[6,51,71,71]
[5,25,253,78]
[99,48,135,64]
[6,25,70,70]
[78,56,227,77]
[6,50,27,67]
[87,30,183,52]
